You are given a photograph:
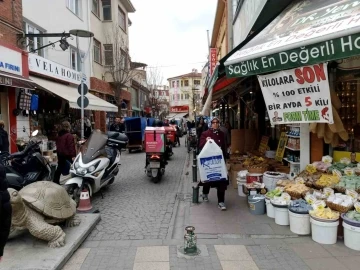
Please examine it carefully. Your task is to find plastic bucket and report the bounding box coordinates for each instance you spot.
[265,198,274,218]
[237,180,246,197]
[246,173,263,184]
[343,222,360,251]
[263,171,286,191]
[310,217,339,245]
[248,195,265,215]
[273,206,289,225]
[289,210,311,235]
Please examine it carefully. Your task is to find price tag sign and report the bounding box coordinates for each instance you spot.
[258,63,333,125]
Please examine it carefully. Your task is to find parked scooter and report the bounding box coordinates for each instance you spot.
[1,130,52,190]
[145,127,167,183]
[64,130,128,204]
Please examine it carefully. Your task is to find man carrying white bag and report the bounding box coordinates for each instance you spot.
[197,117,229,210]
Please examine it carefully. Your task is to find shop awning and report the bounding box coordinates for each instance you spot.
[131,106,141,111]
[167,112,188,119]
[30,76,118,112]
[225,0,360,78]
[0,71,38,89]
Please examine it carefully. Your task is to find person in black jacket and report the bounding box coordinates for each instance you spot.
[0,164,11,261]
[110,116,125,133]
[0,121,9,153]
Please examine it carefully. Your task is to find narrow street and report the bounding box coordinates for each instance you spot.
[87,138,188,241]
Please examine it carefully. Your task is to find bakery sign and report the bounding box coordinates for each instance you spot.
[170,105,189,113]
[28,53,82,84]
[0,46,22,76]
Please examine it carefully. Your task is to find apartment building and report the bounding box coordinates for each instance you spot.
[21,0,117,136]
[89,0,137,126]
[167,70,202,120]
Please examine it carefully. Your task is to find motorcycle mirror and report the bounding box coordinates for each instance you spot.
[31,130,39,137]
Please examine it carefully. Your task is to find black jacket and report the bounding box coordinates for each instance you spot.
[0,164,11,257]
[110,123,125,133]
[0,128,9,153]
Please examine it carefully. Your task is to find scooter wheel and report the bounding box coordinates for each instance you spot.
[151,173,162,183]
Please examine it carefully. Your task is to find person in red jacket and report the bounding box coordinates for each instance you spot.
[54,121,76,184]
[198,117,228,210]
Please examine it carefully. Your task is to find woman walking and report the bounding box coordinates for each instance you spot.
[198,117,228,210]
[0,164,11,262]
[54,121,76,184]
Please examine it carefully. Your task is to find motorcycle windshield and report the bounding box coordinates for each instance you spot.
[81,131,108,164]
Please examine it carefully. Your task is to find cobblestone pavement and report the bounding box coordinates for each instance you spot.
[86,139,188,241]
[62,143,360,270]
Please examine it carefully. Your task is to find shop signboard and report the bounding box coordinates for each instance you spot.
[226,0,360,78]
[0,75,12,86]
[170,105,189,113]
[0,46,22,76]
[28,54,82,85]
[210,48,217,76]
[258,63,333,125]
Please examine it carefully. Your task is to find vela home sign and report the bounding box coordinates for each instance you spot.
[28,53,82,84]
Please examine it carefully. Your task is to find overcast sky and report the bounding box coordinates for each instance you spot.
[129,0,217,84]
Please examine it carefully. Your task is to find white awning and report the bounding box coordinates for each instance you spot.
[30,76,118,112]
[167,112,188,119]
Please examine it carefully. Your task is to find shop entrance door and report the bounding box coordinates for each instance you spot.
[0,88,9,131]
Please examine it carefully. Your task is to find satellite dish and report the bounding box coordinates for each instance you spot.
[69,29,94,38]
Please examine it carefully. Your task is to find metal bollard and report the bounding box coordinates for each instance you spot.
[192,185,199,203]
[192,148,197,183]
[192,148,199,203]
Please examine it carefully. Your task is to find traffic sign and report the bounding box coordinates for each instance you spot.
[78,83,88,95]
[77,96,89,108]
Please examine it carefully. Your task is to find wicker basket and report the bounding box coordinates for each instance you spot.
[305,181,314,188]
[326,201,354,213]
[334,185,347,194]
[286,190,303,200]
[247,165,268,174]
[313,183,329,190]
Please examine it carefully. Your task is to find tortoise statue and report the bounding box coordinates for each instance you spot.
[8,181,81,248]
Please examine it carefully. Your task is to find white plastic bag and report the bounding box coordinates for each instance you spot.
[197,139,227,183]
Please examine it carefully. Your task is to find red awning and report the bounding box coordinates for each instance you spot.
[213,77,238,93]
[0,71,38,89]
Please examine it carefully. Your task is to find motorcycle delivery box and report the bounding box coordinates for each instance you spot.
[145,127,165,153]
[197,139,227,182]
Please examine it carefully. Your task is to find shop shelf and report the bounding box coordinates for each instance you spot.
[285,146,300,151]
[283,158,300,164]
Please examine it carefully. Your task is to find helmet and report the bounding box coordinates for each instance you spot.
[170,119,176,125]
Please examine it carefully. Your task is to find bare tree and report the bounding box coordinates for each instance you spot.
[146,66,167,117]
[104,25,138,114]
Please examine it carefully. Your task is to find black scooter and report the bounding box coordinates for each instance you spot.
[2,130,52,190]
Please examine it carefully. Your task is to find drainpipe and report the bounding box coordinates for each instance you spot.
[227,0,234,51]
[86,0,93,78]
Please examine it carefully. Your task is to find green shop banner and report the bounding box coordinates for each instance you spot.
[225,0,360,78]
[226,33,360,77]
[257,63,334,125]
